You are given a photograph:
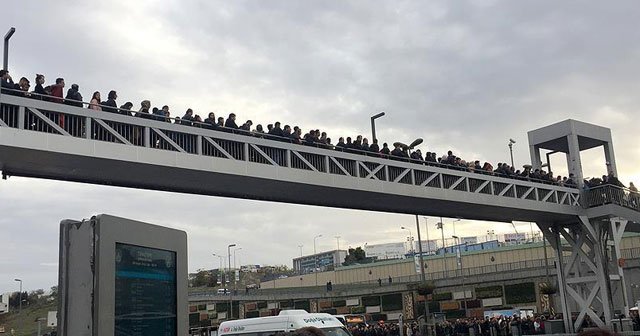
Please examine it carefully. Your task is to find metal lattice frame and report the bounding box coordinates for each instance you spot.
[539,217,626,332]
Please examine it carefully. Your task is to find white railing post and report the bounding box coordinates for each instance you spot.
[84,117,91,139]
[17,106,25,129]
[196,135,202,155]
[244,142,249,161]
[286,149,291,168]
[144,127,151,148]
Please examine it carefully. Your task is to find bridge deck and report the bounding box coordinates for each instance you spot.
[0,93,595,223]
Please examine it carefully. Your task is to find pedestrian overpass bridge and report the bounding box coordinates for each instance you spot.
[0,93,587,223]
[1,93,639,331]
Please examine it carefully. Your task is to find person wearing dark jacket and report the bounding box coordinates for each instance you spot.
[380,143,390,155]
[182,108,195,126]
[102,90,118,113]
[64,84,83,107]
[204,112,217,130]
[119,102,133,116]
[0,70,16,93]
[33,74,47,98]
[369,139,380,152]
[224,113,239,129]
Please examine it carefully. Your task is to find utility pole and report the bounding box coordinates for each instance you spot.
[227,244,236,319]
[437,217,447,277]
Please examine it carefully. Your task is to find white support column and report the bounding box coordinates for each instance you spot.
[603,143,618,177]
[530,144,542,170]
[609,217,629,313]
[566,134,584,188]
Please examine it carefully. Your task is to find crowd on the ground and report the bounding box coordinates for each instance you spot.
[348,313,640,336]
[2,70,636,191]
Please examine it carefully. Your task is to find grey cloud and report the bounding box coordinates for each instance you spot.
[2,0,640,290]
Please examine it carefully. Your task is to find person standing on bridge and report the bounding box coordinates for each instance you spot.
[64,84,83,108]
[225,113,239,129]
[102,90,118,113]
[89,91,102,111]
[204,112,217,130]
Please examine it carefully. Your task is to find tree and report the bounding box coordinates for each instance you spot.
[343,247,367,266]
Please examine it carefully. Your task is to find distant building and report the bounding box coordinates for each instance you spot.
[365,242,407,260]
[293,250,347,274]
[240,264,261,273]
[412,240,439,255]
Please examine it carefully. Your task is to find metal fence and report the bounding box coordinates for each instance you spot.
[583,184,640,211]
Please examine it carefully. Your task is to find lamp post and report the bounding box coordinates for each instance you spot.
[3,27,15,71]
[401,226,414,254]
[334,235,341,251]
[452,236,468,317]
[14,278,22,313]
[508,139,516,168]
[451,218,461,238]
[313,234,322,286]
[436,218,447,277]
[227,244,236,319]
[232,247,242,295]
[371,112,386,142]
[212,253,225,285]
[233,247,242,269]
[423,217,431,256]
[297,245,304,274]
[14,278,23,331]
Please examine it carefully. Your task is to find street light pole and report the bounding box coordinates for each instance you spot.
[212,253,225,285]
[401,226,414,254]
[423,217,431,256]
[437,218,447,277]
[508,139,516,168]
[3,27,16,71]
[370,112,386,143]
[227,244,236,319]
[451,218,461,238]
[14,278,22,333]
[313,234,322,286]
[452,236,468,317]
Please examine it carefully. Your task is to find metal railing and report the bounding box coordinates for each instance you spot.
[583,184,640,212]
[0,91,582,208]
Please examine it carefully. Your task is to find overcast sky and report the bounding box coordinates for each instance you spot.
[2,1,640,292]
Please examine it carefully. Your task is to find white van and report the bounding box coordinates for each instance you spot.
[218,310,351,336]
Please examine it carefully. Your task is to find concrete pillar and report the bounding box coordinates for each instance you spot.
[565,134,584,188]
[530,144,542,170]
[603,143,618,177]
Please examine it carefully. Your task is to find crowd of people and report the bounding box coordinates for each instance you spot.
[1,70,635,192]
[348,313,639,336]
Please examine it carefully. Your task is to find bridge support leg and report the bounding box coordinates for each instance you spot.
[543,217,623,331]
[609,217,629,314]
[540,222,572,332]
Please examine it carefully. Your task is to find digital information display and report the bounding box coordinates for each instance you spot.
[115,243,177,336]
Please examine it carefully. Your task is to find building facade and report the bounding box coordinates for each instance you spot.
[293,250,347,274]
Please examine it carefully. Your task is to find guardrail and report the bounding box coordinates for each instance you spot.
[583,184,640,212]
[0,92,581,208]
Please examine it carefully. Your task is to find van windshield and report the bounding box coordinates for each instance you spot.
[321,327,352,336]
